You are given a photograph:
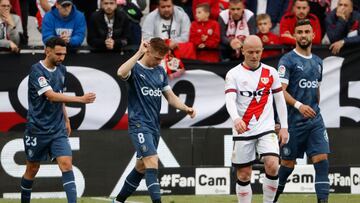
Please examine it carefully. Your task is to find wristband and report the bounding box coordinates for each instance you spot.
[294,101,303,109]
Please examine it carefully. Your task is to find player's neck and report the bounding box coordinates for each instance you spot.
[43,59,56,69]
[295,46,311,57]
[139,57,154,68]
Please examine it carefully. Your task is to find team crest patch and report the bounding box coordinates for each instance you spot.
[141,144,148,153]
[261,77,269,84]
[159,74,164,82]
[278,65,286,77]
[27,149,34,158]
[207,29,213,35]
[38,76,48,87]
[282,147,291,156]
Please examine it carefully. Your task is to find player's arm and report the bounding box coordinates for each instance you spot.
[281,83,316,118]
[44,90,96,104]
[225,90,247,134]
[63,104,71,136]
[163,89,196,118]
[273,89,289,146]
[117,40,148,79]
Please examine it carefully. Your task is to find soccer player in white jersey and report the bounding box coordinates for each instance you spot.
[225,35,289,203]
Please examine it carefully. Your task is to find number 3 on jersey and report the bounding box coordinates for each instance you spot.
[25,135,37,146]
[138,133,145,144]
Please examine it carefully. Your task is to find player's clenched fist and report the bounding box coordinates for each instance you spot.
[81,93,96,103]
[234,118,247,134]
[186,107,196,118]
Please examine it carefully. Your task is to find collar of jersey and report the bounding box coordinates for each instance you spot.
[241,63,261,71]
[293,49,312,59]
[40,60,57,72]
[137,61,154,70]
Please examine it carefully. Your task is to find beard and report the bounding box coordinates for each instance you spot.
[297,40,311,49]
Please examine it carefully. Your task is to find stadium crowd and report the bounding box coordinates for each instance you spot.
[1,0,360,60]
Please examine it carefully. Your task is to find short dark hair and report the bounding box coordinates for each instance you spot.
[196,3,210,13]
[295,18,312,28]
[293,0,309,6]
[45,37,67,48]
[149,37,169,56]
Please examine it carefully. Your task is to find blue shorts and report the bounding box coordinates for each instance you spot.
[280,115,330,160]
[24,129,72,162]
[129,128,160,159]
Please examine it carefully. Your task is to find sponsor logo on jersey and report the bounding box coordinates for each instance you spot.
[278,65,286,77]
[299,79,319,88]
[239,88,270,97]
[296,65,304,71]
[38,76,48,87]
[261,77,269,85]
[139,74,146,79]
[141,86,162,97]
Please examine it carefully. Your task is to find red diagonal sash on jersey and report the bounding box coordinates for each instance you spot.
[242,68,273,130]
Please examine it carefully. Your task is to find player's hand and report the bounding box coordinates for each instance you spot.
[65,118,71,136]
[186,107,196,118]
[275,123,281,134]
[198,43,205,48]
[234,118,247,134]
[298,104,316,118]
[278,128,289,147]
[81,93,96,103]
[138,39,149,55]
[9,41,19,53]
[329,40,344,55]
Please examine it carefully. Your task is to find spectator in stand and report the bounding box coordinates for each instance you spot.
[192,0,220,20]
[280,0,322,45]
[326,0,360,54]
[218,0,256,61]
[287,0,331,38]
[245,0,290,34]
[256,13,281,58]
[0,0,22,52]
[42,0,86,49]
[142,0,190,50]
[189,3,220,62]
[174,0,193,21]
[87,0,131,52]
[35,0,56,31]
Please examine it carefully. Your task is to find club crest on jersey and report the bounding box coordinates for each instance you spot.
[159,74,164,82]
[278,65,286,77]
[261,77,269,84]
[38,76,48,87]
[27,149,34,158]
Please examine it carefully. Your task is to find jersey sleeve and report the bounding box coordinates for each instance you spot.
[271,68,283,94]
[318,58,323,82]
[29,67,52,96]
[225,70,237,94]
[161,68,171,92]
[277,55,291,84]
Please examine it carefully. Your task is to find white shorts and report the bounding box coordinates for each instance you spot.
[231,132,279,167]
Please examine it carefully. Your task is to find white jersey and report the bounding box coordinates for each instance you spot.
[225,63,282,139]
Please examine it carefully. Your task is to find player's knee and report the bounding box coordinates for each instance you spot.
[58,161,73,172]
[281,159,296,168]
[236,168,251,182]
[265,160,279,176]
[25,164,40,178]
[312,154,328,163]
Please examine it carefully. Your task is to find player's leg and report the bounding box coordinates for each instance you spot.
[232,139,256,203]
[52,134,76,203]
[143,155,161,203]
[307,119,330,203]
[236,166,253,203]
[21,161,40,203]
[274,127,305,203]
[22,132,47,203]
[57,156,77,203]
[258,133,280,203]
[312,154,329,203]
[115,159,145,203]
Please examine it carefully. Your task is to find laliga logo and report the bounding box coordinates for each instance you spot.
[299,79,319,88]
[141,87,162,97]
[17,66,121,129]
